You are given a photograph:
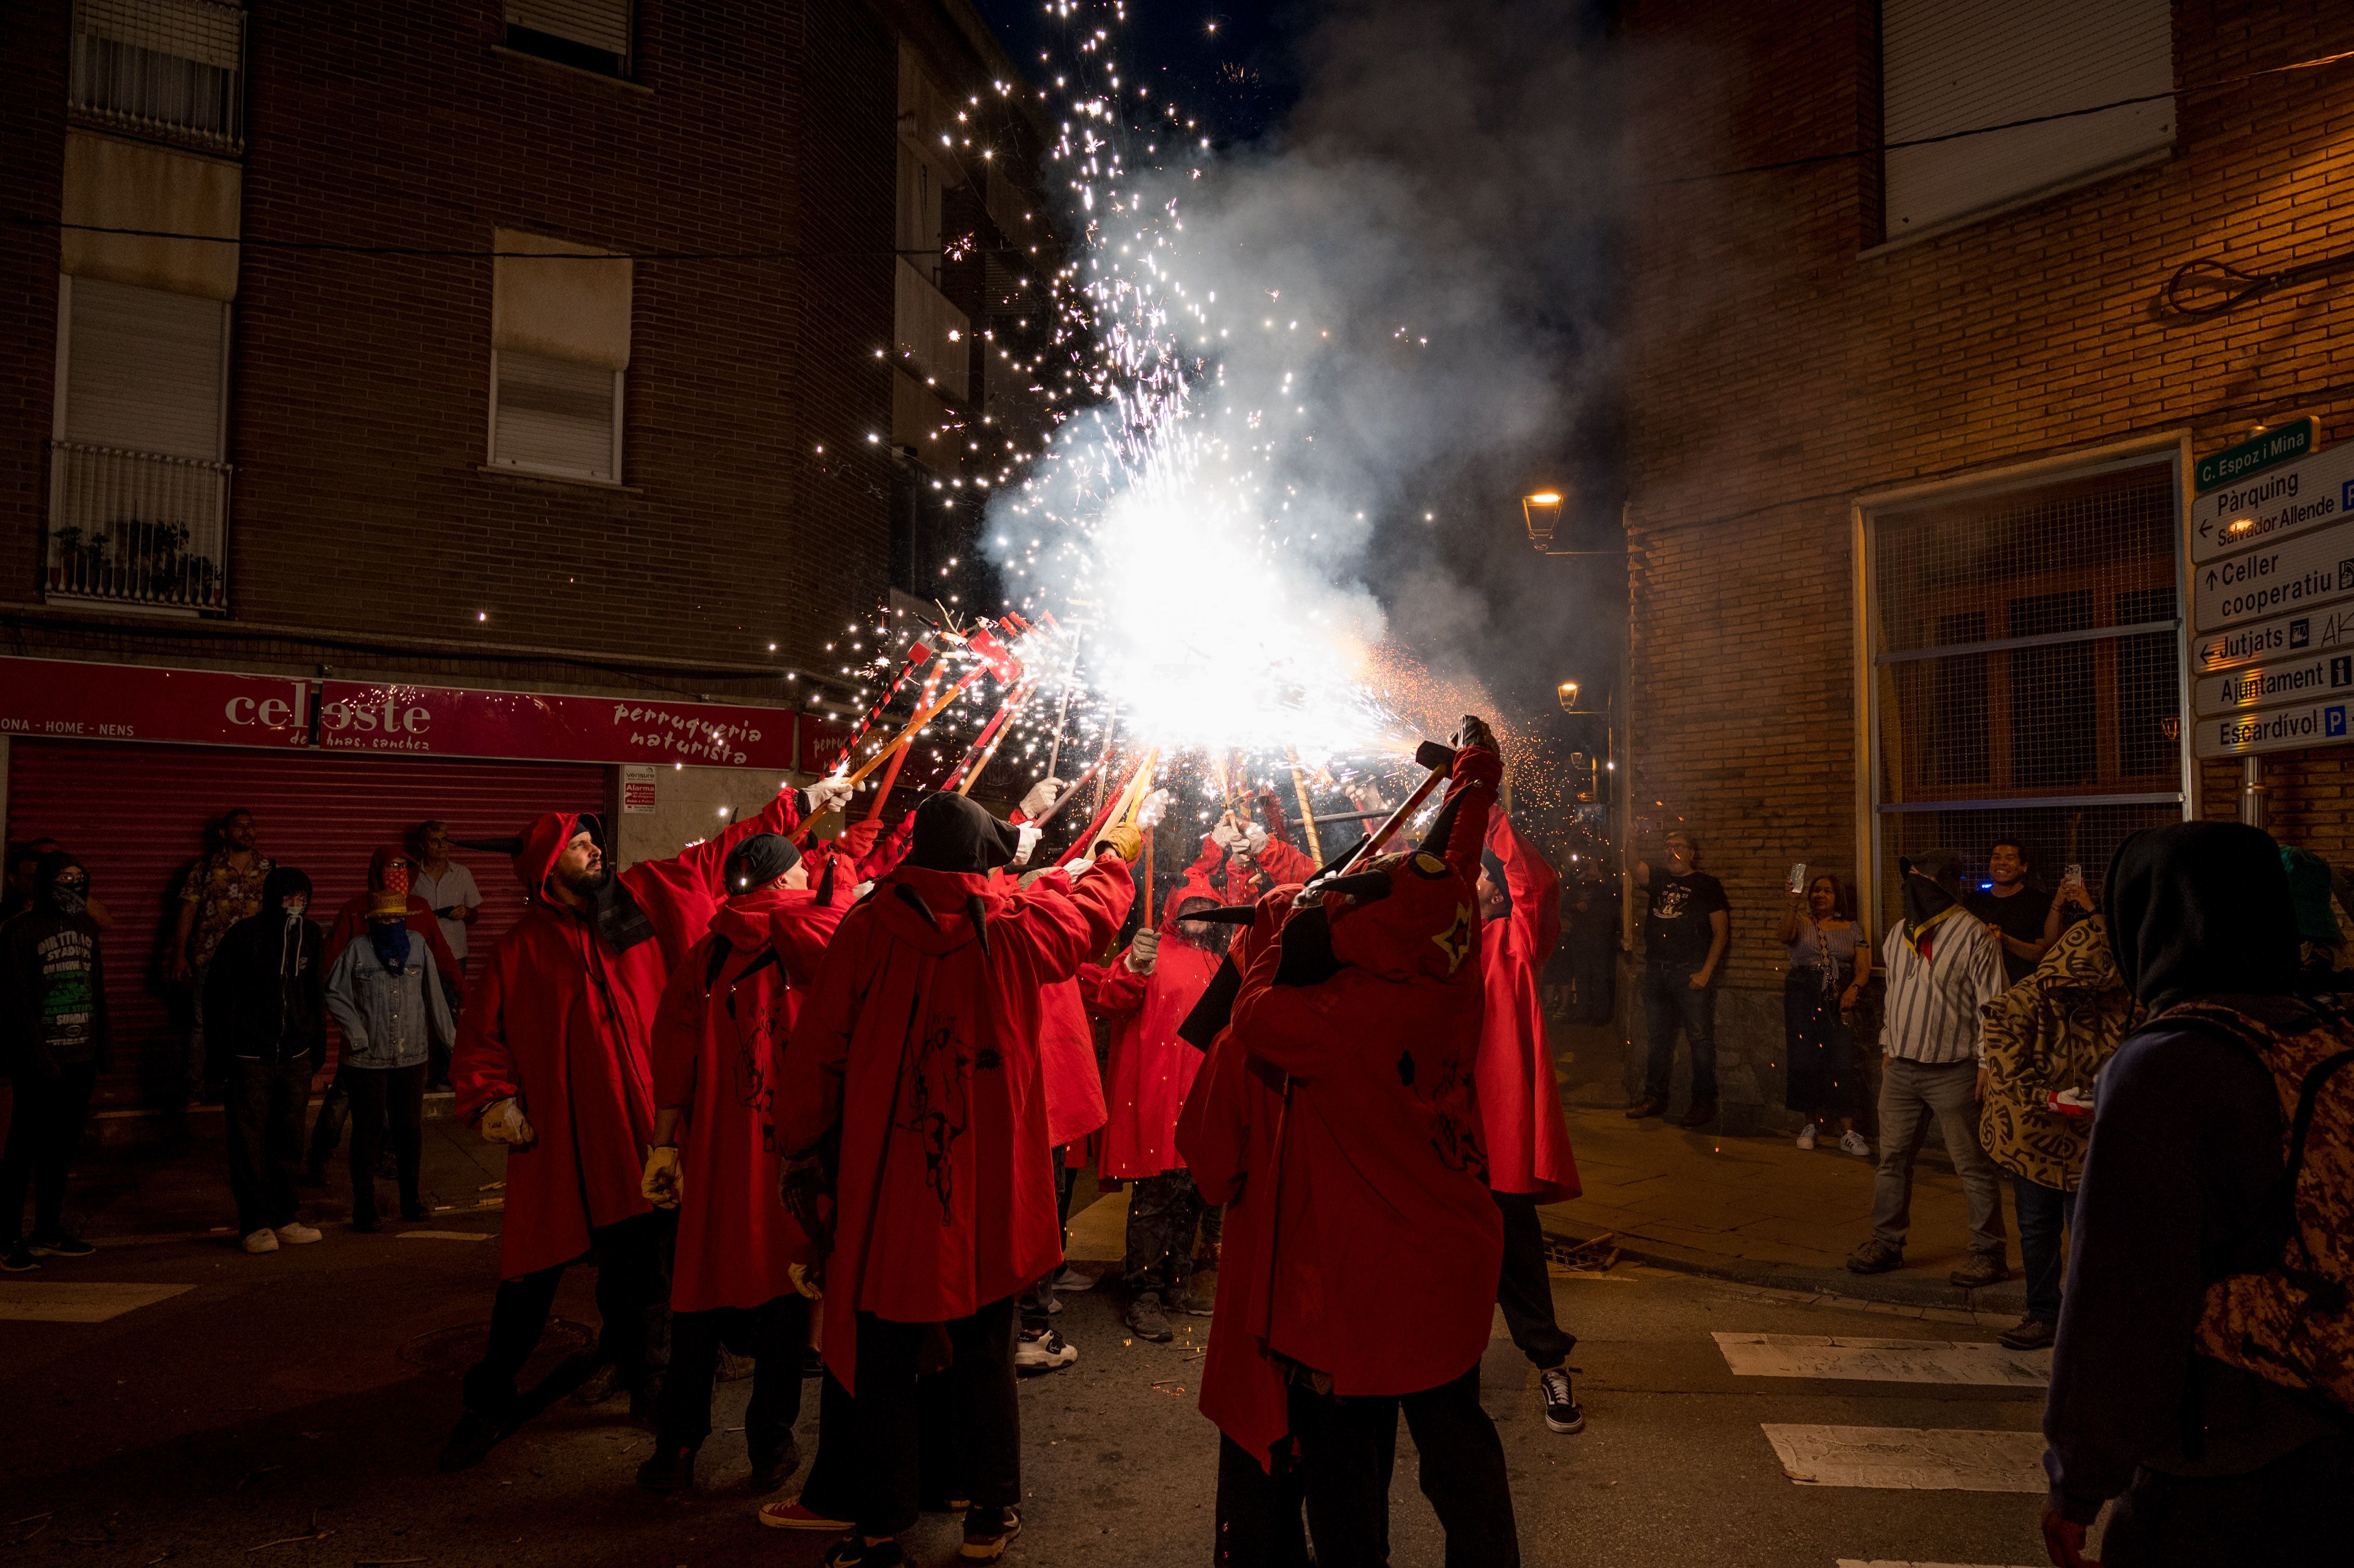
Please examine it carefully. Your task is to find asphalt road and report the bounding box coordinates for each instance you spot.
[0,1223,2059,1566]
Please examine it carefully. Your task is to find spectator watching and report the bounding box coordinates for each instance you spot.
[323,880,455,1232]
[1968,840,2065,986]
[172,809,273,1103]
[1,853,110,1271]
[204,867,329,1255]
[1628,828,1730,1128]
[1776,871,1870,1157]
[4,839,112,932]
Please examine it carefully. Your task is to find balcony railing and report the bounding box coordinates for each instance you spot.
[70,0,246,155]
[46,440,230,613]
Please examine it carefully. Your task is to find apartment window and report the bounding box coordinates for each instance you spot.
[48,276,231,611]
[491,351,622,482]
[70,0,246,154]
[1880,0,2173,240]
[1866,459,2185,925]
[504,0,630,77]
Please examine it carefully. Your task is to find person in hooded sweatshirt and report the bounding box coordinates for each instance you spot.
[324,878,454,1232]
[439,777,852,1471]
[0,853,110,1272]
[634,832,852,1499]
[774,793,1139,1568]
[1183,720,1519,1568]
[205,867,328,1254]
[2040,821,2352,1568]
[1474,805,1585,1436]
[1092,871,1228,1343]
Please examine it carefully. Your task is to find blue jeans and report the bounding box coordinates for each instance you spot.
[2013,1174,2075,1323]
[1642,963,1717,1104]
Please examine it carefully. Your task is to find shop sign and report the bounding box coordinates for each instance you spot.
[799,716,853,775]
[317,681,798,769]
[2193,651,2354,718]
[2193,416,2316,495]
[0,657,310,749]
[2190,430,2350,564]
[621,764,658,814]
[2195,697,2354,760]
[2192,517,2354,633]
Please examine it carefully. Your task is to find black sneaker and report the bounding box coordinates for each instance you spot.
[823,1536,905,1567]
[960,1506,1022,1561]
[1,1245,37,1273]
[569,1360,623,1406]
[28,1233,95,1258]
[747,1440,801,1495]
[437,1408,514,1472]
[634,1444,697,1494]
[1539,1367,1585,1434]
[1126,1292,1173,1342]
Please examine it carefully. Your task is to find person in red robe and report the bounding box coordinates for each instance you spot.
[437,777,850,1472]
[634,831,849,1497]
[1092,870,1226,1342]
[1475,807,1586,1435]
[1181,723,1520,1567]
[1208,808,1318,905]
[774,793,1138,1568]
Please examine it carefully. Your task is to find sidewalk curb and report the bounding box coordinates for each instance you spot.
[1535,1214,2029,1316]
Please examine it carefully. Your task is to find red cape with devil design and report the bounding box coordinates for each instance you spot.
[1091,871,1224,1179]
[775,853,1132,1393]
[1179,743,1504,1470]
[650,884,848,1313]
[1476,809,1581,1202]
[452,790,804,1280]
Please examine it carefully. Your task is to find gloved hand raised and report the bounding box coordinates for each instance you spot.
[1095,824,1145,864]
[1013,823,1044,866]
[1127,929,1161,974]
[1210,818,1243,853]
[1135,789,1172,830]
[1018,778,1065,821]
[803,777,856,818]
[640,1145,683,1208]
[479,1096,534,1147]
[1243,821,1269,857]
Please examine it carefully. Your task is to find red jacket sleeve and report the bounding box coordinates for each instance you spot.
[1091,951,1149,1016]
[1254,839,1317,887]
[1440,747,1502,883]
[1176,1026,1256,1206]
[1227,919,1355,1080]
[859,809,914,880]
[1001,854,1137,983]
[644,785,808,903]
[1186,834,1225,883]
[451,943,519,1122]
[1487,810,1561,968]
[650,938,709,1113]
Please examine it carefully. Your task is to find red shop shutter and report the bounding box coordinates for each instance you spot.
[5,739,610,1108]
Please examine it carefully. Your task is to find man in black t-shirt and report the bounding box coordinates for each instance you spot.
[1965,841,2067,986]
[1629,830,1731,1127]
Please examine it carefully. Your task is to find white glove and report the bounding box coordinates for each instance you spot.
[803,777,855,817]
[1018,778,1065,820]
[1126,929,1160,974]
[1135,789,1171,830]
[479,1096,534,1146]
[641,1145,683,1208]
[1243,822,1269,857]
[852,881,874,900]
[1013,824,1043,866]
[1211,820,1242,853]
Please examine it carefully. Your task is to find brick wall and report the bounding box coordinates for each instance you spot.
[1618,1,2354,1123]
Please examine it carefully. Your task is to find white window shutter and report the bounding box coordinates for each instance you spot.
[1883,0,2174,237]
[65,276,225,460]
[494,350,619,481]
[505,0,629,60]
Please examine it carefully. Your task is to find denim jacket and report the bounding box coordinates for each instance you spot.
[324,934,454,1070]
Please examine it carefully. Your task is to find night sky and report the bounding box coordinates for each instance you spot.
[969,0,1307,146]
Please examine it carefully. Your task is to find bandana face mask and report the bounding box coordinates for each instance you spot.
[50,873,89,918]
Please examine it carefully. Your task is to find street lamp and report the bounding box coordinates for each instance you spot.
[1522,491,1563,551]
[1557,680,1580,712]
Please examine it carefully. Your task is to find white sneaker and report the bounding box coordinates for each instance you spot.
[1839,1130,1871,1158]
[243,1228,280,1254]
[1014,1328,1078,1375]
[276,1223,323,1244]
[1795,1124,1817,1150]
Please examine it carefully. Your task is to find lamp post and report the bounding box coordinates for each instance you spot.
[1523,491,1564,551]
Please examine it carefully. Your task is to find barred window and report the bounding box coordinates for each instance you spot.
[1867,458,2186,920]
[70,0,245,154]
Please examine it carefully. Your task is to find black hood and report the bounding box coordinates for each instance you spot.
[907,794,1021,874]
[724,833,801,894]
[2103,821,2298,1010]
[261,866,313,910]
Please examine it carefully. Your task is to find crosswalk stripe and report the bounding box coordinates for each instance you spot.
[1762,1425,2046,1492]
[1718,1332,2049,1387]
[0,1282,194,1322]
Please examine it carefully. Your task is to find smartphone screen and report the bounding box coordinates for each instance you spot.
[1788,862,1808,894]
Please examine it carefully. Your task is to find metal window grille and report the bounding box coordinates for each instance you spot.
[46,441,230,613]
[70,0,245,154]
[1867,459,2186,922]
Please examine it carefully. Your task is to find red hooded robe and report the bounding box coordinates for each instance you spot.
[650,883,847,1313]
[1180,744,1503,1469]
[453,789,805,1280]
[776,853,1133,1393]
[1091,873,1224,1179]
[1475,809,1580,1202]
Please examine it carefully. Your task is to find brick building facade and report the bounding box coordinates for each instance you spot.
[1616,1,2354,1129]
[0,0,1051,1106]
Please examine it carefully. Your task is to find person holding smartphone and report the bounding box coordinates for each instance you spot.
[1967,841,2075,986]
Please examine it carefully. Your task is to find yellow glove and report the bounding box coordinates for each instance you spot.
[1095,824,1144,864]
[479,1096,534,1146]
[640,1144,683,1208]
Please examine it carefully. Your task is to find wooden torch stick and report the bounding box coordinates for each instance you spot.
[843,666,967,787]
[1287,751,1323,864]
[956,678,1037,797]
